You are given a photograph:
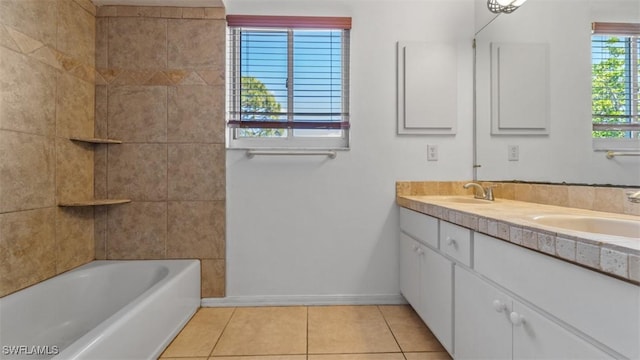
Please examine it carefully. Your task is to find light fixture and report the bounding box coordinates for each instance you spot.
[487,0,527,14]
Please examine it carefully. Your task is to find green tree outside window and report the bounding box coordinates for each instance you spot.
[592,36,639,139]
[239,76,285,138]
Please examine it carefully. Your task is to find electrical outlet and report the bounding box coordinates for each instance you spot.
[508,145,519,161]
[427,145,438,161]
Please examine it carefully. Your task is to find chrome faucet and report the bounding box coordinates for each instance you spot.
[627,190,640,203]
[463,182,495,201]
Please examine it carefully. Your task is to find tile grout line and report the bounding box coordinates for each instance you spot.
[402,349,409,360]
[376,305,406,357]
[166,18,172,261]
[104,17,110,260]
[165,82,169,260]
[53,0,60,274]
[306,305,309,359]
[208,306,238,358]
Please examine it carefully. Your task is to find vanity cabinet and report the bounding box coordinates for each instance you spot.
[455,267,613,360]
[399,209,453,353]
[398,206,633,359]
[474,233,639,359]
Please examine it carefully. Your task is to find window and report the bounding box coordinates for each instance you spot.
[591,22,640,149]
[227,15,351,149]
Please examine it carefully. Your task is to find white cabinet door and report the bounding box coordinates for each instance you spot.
[400,227,454,355]
[455,266,615,360]
[512,301,614,360]
[475,233,638,358]
[400,233,421,308]
[455,267,512,360]
[420,245,453,353]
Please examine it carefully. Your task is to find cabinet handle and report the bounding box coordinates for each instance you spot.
[446,237,456,247]
[510,312,525,326]
[492,300,506,313]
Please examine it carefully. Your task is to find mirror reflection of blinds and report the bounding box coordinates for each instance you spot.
[591,22,639,134]
[227,16,351,130]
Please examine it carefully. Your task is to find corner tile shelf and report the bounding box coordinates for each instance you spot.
[58,199,132,207]
[70,137,122,144]
[60,136,129,207]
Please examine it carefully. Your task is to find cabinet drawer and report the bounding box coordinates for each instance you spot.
[400,207,438,248]
[475,233,639,359]
[439,221,472,266]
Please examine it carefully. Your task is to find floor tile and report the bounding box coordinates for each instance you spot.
[211,307,307,356]
[160,307,234,358]
[404,352,453,360]
[211,356,306,360]
[308,353,405,360]
[379,305,447,352]
[308,306,400,354]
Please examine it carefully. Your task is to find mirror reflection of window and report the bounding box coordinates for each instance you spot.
[591,22,640,146]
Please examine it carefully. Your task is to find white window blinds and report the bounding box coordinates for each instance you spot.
[227,15,351,147]
[591,22,640,138]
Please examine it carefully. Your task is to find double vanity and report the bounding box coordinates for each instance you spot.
[397,182,639,359]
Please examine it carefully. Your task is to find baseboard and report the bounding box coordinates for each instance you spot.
[201,294,407,307]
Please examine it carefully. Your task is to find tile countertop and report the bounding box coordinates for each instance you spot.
[397,195,640,284]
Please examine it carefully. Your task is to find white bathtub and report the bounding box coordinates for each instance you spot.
[0,260,200,360]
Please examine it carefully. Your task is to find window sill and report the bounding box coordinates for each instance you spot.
[227,132,350,151]
[227,146,350,151]
[593,138,640,151]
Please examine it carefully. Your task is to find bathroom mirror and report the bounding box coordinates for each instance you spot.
[474,0,640,186]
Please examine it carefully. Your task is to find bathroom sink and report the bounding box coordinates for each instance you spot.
[530,215,640,238]
[440,196,494,205]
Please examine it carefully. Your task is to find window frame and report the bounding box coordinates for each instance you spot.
[226,15,351,150]
[591,22,640,150]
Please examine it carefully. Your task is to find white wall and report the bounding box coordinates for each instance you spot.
[223,0,475,302]
[475,0,640,185]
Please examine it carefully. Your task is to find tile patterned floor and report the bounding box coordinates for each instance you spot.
[160,305,452,360]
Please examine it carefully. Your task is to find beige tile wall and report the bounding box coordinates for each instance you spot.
[396,181,640,216]
[94,6,226,297]
[0,0,97,297]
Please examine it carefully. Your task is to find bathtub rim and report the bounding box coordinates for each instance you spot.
[0,259,200,360]
[55,259,200,360]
